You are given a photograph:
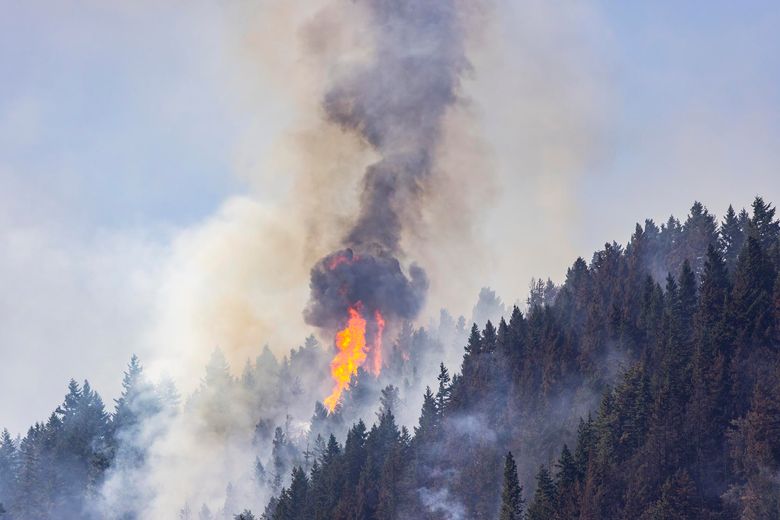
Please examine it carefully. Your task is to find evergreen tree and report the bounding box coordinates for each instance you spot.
[680,201,719,275]
[414,387,438,442]
[110,354,160,475]
[555,444,580,518]
[499,452,524,520]
[720,204,747,271]
[526,465,556,520]
[465,323,481,356]
[435,363,451,415]
[198,504,212,520]
[0,429,17,502]
[482,320,498,353]
[640,470,698,520]
[283,467,309,520]
[749,196,780,251]
[378,385,400,417]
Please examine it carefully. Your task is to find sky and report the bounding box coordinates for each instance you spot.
[1,0,779,435]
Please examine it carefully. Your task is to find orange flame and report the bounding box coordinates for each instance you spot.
[324,307,368,412]
[370,310,385,375]
[323,306,386,412]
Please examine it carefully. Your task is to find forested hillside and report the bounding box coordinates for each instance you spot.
[1,197,779,519]
[262,197,780,520]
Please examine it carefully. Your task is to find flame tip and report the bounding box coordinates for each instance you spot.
[323,306,386,409]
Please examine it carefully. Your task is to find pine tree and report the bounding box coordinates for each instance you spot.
[157,375,181,413]
[720,204,747,271]
[640,470,698,520]
[378,385,400,417]
[526,465,556,520]
[727,374,780,519]
[555,444,580,518]
[731,236,775,350]
[680,201,719,275]
[750,196,780,251]
[574,416,595,479]
[465,323,481,356]
[774,275,780,346]
[435,363,451,415]
[204,349,233,389]
[689,245,732,495]
[198,504,212,520]
[482,320,497,353]
[111,354,159,472]
[678,259,697,339]
[285,467,309,519]
[113,355,148,424]
[0,429,18,500]
[241,359,256,390]
[414,387,438,442]
[499,452,524,520]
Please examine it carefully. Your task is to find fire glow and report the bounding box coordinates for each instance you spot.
[323,305,385,412]
[306,249,424,411]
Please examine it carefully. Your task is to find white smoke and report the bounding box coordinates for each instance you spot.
[89,0,614,516]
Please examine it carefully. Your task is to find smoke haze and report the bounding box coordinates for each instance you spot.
[2,1,780,517]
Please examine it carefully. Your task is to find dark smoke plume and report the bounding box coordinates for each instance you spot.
[304,249,428,329]
[305,0,469,330]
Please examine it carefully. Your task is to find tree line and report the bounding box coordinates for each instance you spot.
[1,196,779,519]
[262,197,780,519]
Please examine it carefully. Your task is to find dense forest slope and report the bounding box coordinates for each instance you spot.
[1,197,779,520]
[262,197,780,520]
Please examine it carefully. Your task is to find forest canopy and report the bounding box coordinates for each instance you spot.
[1,196,780,519]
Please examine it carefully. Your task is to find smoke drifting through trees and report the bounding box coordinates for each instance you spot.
[2,197,779,519]
[8,1,780,519]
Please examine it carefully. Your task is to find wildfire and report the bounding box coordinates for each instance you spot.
[323,305,385,412]
[328,252,355,270]
[370,310,385,375]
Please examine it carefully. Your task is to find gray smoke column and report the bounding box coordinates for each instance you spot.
[304,0,469,332]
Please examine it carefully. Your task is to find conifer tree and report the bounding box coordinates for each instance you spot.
[465,323,481,356]
[378,385,400,417]
[0,429,17,500]
[414,387,438,442]
[198,504,212,519]
[555,444,580,518]
[750,196,780,251]
[680,201,718,274]
[720,204,747,271]
[482,320,497,353]
[526,465,556,520]
[499,452,524,520]
[435,363,451,415]
[774,275,780,346]
[731,236,775,350]
[641,470,698,520]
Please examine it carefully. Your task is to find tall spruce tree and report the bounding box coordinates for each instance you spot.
[720,204,747,271]
[750,196,780,251]
[499,452,524,520]
[526,465,556,520]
